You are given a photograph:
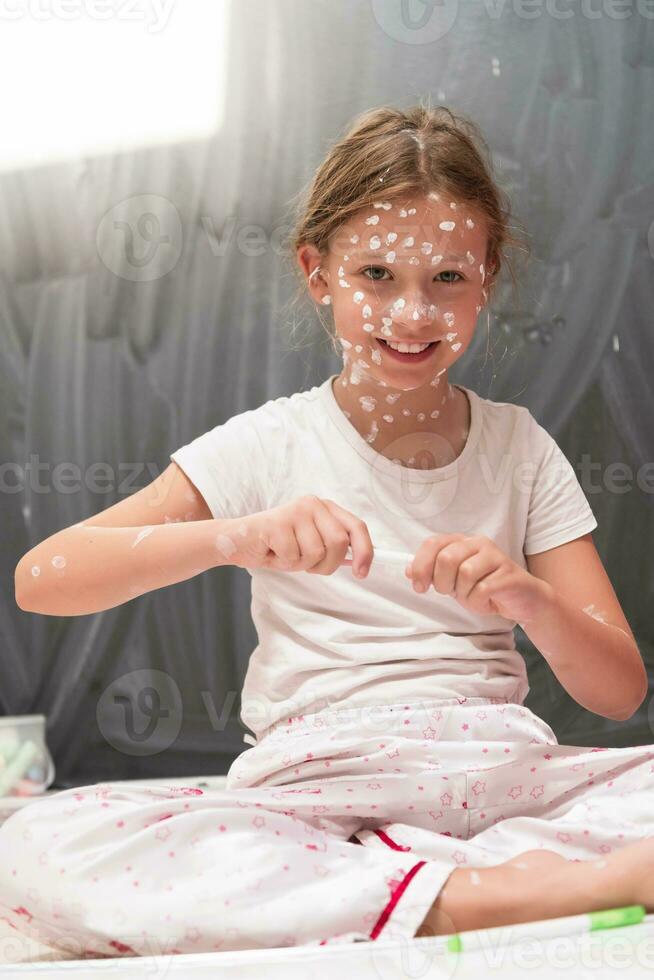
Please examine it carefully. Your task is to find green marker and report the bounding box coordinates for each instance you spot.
[445,905,646,954]
[0,739,40,797]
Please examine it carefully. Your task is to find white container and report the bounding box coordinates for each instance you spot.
[0,714,55,799]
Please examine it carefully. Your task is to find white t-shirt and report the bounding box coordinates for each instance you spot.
[170,374,598,739]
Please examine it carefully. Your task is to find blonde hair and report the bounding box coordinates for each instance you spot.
[279,99,530,352]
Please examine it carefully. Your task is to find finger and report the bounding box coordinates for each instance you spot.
[293,514,332,573]
[432,540,483,596]
[300,506,350,575]
[453,552,500,601]
[465,567,506,611]
[321,499,374,577]
[409,533,469,592]
[262,524,302,570]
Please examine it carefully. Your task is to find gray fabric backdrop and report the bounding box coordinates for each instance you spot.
[2,0,653,789]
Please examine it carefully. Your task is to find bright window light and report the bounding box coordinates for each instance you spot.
[0,0,230,173]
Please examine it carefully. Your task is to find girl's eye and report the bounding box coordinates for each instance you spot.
[359,266,465,284]
[438,270,465,284]
[360,266,391,282]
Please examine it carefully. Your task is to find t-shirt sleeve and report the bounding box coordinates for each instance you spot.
[522,411,598,556]
[169,401,288,521]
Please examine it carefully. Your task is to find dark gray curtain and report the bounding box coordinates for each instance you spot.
[2,0,652,789]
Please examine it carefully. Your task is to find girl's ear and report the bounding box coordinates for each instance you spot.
[297,244,331,306]
[296,244,322,281]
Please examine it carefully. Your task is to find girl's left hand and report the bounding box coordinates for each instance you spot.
[406,532,552,624]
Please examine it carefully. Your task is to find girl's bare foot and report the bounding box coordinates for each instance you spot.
[591,834,654,912]
[416,838,654,938]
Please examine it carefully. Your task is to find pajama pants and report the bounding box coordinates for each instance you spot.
[1,694,654,959]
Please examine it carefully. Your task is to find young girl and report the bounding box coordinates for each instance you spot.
[5,103,654,960]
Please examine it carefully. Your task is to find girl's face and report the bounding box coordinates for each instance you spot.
[316,193,490,392]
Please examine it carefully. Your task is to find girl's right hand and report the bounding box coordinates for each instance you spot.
[213,495,374,577]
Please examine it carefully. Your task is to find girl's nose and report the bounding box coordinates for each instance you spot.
[389,296,439,328]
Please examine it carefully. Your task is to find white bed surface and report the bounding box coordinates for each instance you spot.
[1,923,654,979]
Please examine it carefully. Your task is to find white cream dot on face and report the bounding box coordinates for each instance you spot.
[52,555,67,569]
[385,232,398,245]
[385,251,396,264]
[402,408,411,416]
[321,295,332,305]
[350,234,359,244]
[371,348,382,365]
[466,218,475,228]
[399,208,408,217]
[365,215,380,225]
[402,236,414,248]
[470,870,482,886]
[439,220,455,231]
[369,235,381,250]
[430,409,440,418]
[466,251,475,264]
[215,533,237,558]
[339,338,353,350]
[417,413,425,421]
[360,396,376,412]
[353,291,364,304]
[362,323,375,333]
[451,343,462,352]
[382,415,393,423]
[132,527,155,548]
[385,392,401,404]
[407,208,416,215]
[355,345,363,352]
[431,254,443,265]
[362,304,372,318]
[31,565,40,577]
[421,242,433,255]
[373,201,392,210]
[338,279,351,289]
[365,419,379,444]
[449,201,457,209]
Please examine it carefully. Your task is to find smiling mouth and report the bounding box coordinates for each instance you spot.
[375,338,440,360]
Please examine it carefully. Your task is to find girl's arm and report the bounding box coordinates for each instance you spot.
[14,462,233,617]
[523,533,647,721]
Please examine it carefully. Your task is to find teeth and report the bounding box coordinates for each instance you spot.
[383,339,432,353]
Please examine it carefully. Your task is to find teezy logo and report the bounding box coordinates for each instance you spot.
[96,193,183,282]
[370,0,459,44]
[96,668,183,757]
